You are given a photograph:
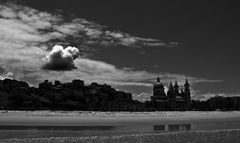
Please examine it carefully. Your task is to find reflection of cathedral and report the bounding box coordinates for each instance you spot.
[150,77,191,110]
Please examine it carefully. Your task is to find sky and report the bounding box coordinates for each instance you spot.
[0,0,239,101]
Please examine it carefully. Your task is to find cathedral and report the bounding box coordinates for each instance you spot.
[150,77,191,111]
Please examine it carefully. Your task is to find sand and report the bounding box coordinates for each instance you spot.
[1,129,240,143]
[0,111,240,125]
[0,111,240,142]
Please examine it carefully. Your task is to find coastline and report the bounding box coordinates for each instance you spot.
[0,110,240,126]
[0,111,240,141]
[1,129,240,143]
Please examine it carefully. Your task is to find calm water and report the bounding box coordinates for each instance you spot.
[1,121,240,139]
[1,111,240,140]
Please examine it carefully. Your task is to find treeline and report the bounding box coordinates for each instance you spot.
[192,96,240,111]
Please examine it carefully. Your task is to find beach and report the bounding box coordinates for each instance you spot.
[0,111,240,142]
[2,129,240,143]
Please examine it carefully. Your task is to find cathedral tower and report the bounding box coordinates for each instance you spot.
[174,80,179,96]
[151,77,167,102]
[184,77,191,110]
[167,81,175,98]
[153,77,166,97]
[167,81,176,110]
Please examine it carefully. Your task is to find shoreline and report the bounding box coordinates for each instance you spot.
[1,129,240,143]
[0,110,240,126]
[0,111,240,141]
[1,110,240,116]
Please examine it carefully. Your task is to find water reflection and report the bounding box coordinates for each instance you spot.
[0,125,116,131]
[153,124,191,132]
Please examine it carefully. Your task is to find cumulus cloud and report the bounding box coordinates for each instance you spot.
[0,2,178,73]
[42,45,79,71]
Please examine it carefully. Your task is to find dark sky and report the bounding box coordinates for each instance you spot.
[1,0,240,100]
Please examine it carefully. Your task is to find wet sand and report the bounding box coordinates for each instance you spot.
[2,129,240,143]
[0,111,240,142]
[0,111,240,126]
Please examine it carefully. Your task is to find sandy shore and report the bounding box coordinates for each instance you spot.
[1,110,240,118]
[1,129,240,143]
[0,111,240,142]
[0,110,240,126]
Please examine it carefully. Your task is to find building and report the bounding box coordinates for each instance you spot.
[151,77,191,111]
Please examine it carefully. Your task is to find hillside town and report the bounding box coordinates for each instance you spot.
[0,78,240,111]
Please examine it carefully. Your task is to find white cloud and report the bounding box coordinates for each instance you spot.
[132,92,152,102]
[42,45,80,71]
[5,72,14,79]
[0,2,178,71]
[0,2,178,51]
[0,72,14,80]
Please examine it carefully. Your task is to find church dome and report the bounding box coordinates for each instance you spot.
[154,82,164,88]
[154,77,164,88]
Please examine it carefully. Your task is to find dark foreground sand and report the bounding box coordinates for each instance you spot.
[1,129,240,143]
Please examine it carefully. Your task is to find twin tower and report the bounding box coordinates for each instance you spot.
[150,77,191,110]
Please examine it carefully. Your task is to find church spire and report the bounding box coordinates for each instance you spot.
[174,80,179,95]
[174,80,179,88]
[168,81,174,91]
[184,77,189,87]
[157,76,160,83]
